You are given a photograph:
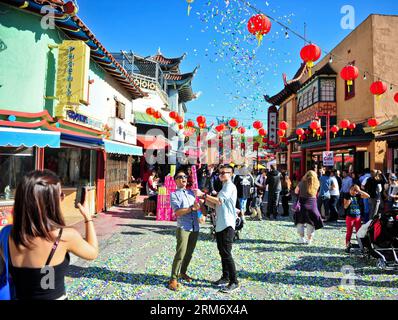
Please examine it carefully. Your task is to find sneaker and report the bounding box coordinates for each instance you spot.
[168,279,181,291]
[220,282,240,294]
[213,278,229,287]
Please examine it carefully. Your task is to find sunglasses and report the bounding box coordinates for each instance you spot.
[220,171,232,175]
[176,175,188,180]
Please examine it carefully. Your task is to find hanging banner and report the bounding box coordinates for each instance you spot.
[55,40,90,117]
[323,151,334,167]
[268,105,278,146]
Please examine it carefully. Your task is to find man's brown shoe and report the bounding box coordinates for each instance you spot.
[168,279,180,291]
[180,274,193,282]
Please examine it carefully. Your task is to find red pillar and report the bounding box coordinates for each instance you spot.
[96,150,106,213]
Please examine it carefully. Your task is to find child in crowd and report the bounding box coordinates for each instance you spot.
[343,184,370,253]
[250,189,263,221]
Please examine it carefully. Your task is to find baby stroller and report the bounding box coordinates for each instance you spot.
[357,210,398,270]
[208,208,244,241]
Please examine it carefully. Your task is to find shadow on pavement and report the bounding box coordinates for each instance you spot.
[66,265,214,288]
[237,270,398,288]
[240,245,344,255]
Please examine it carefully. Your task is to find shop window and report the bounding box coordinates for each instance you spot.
[0,147,35,201]
[345,80,356,100]
[115,100,126,120]
[44,148,97,188]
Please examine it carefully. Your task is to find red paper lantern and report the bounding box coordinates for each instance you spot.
[394,92,398,103]
[340,65,359,93]
[153,111,162,120]
[277,129,285,137]
[340,120,350,135]
[178,124,184,130]
[296,128,305,141]
[300,43,321,77]
[258,128,267,136]
[310,120,320,136]
[146,107,155,116]
[176,116,184,124]
[186,120,195,128]
[196,116,206,125]
[279,121,289,131]
[238,126,246,134]
[331,125,339,138]
[370,81,387,96]
[241,142,246,150]
[253,121,263,130]
[215,125,223,133]
[199,122,207,129]
[169,111,178,119]
[262,137,268,144]
[301,134,307,141]
[253,142,260,151]
[247,14,271,46]
[349,123,356,132]
[368,118,379,129]
[229,118,239,128]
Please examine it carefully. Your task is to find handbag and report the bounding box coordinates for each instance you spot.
[0,225,13,300]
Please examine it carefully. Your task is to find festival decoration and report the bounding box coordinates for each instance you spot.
[316,127,323,140]
[300,43,321,77]
[247,14,271,46]
[348,123,356,133]
[279,121,288,131]
[178,124,184,130]
[370,81,387,108]
[229,118,238,128]
[238,126,246,135]
[277,129,285,138]
[368,118,379,131]
[169,111,178,119]
[186,120,195,128]
[175,115,184,124]
[258,128,267,137]
[340,120,350,135]
[253,121,263,130]
[196,116,206,125]
[340,65,359,93]
[296,128,305,141]
[186,0,194,16]
[146,107,155,116]
[330,125,339,138]
[310,120,321,137]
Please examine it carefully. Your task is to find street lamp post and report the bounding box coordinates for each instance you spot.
[315,110,331,152]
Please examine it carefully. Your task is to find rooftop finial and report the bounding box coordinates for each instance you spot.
[157,47,162,55]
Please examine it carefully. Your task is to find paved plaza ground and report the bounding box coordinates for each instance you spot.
[65,204,398,300]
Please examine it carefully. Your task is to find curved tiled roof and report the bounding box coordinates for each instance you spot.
[3,0,146,99]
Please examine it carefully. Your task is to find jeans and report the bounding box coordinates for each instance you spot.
[317,196,330,219]
[239,198,248,215]
[171,228,199,280]
[267,192,280,218]
[216,227,238,285]
[362,198,370,223]
[329,195,339,221]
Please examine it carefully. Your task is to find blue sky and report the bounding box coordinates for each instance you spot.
[75,0,398,131]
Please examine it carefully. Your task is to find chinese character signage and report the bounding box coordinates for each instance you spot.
[268,105,278,146]
[55,40,90,117]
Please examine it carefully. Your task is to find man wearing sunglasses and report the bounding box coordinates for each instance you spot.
[195,164,239,293]
[168,170,205,291]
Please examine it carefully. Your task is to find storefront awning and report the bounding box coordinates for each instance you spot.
[103,140,143,156]
[0,127,60,148]
[60,133,103,149]
[137,135,171,150]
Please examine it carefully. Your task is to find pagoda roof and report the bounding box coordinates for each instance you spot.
[3,0,146,100]
[264,63,307,106]
[165,67,199,103]
[151,52,187,72]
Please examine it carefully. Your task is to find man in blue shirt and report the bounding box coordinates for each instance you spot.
[169,170,205,291]
[195,164,239,294]
[317,168,331,220]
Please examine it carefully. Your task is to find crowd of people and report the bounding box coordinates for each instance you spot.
[1,164,398,299]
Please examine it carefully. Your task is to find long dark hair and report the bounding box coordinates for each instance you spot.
[11,170,66,249]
